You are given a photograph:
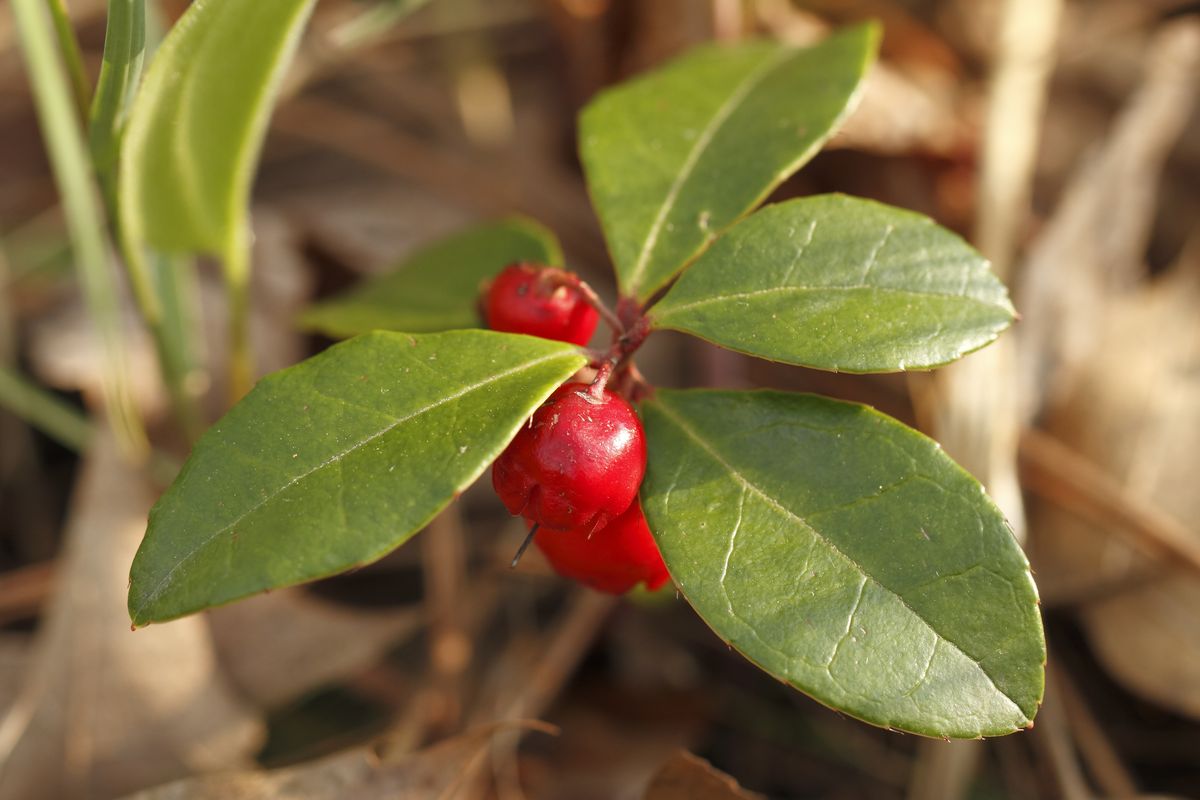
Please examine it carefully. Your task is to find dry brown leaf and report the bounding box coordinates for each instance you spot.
[1031,263,1200,717]
[121,720,557,800]
[1084,577,1200,717]
[517,683,708,799]
[0,635,30,714]
[0,433,262,799]
[642,750,763,800]
[26,297,167,418]
[756,1,968,158]
[282,183,470,277]
[1014,16,1200,721]
[1017,20,1200,420]
[208,588,423,710]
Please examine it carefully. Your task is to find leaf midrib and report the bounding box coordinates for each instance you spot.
[133,349,578,616]
[625,46,794,294]
[650,397,1028,720]
[656,283,1010,319]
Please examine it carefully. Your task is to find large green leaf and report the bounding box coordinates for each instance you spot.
[299,217,563,338]
[579,24,878,301]
[118,0,315,276]
[128,330,586,625]
[651,196,1015,373]
[640,389,1044,738]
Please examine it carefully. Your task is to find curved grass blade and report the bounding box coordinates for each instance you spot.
[90,0,145,199]
[13,0,146,457]
[118,0,318,397]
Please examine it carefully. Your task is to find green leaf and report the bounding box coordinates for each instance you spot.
[579,24,878,301]
[299,217,564,338]
[117,0,315,276]
[128,330,586,625]
[651,195,1016,373]
[640,389,1044,738]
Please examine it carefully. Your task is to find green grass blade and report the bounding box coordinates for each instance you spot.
[0,365,93,452]
[13,0,147,458]
[44,0,91,120]
[90,0,145,198]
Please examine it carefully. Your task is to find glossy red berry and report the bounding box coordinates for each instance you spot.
[484,263,600,346]
[492,382,646,532]
[533,501,669,594]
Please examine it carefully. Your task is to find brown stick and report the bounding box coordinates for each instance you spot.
[1053,663,1139,798]
[1030,669,1093,800]
[422,507,471,736]
[457,588,617,796]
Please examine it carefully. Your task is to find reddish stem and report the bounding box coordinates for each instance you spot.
[544,272,624,335]
[589,359,616,398]
[613,362,654,403]
[586,295,656,401]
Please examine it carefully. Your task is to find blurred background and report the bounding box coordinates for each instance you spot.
[1,0,1199,797]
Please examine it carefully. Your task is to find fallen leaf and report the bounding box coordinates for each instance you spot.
[121,720,557,800]
[1018,20,1200,719]
[643,751,763,800]
[0,432,262,799]
[208,588,423,710]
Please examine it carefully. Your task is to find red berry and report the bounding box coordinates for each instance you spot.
[484,263,600,346]
[533,501,669,594]
[492,382,646,532]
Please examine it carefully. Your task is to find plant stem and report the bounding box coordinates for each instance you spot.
[0,365,181,486]
[549,272,624,335]
[13,0,148,460]
[90,0,145,192]
[0,366,92,453]
[44,0,91,121]
[509,522,539,568]
[588,359,615,397]
[114,240,205,442]
[225,244,254,402]
[90,0,204,440]
[614,361,653,404]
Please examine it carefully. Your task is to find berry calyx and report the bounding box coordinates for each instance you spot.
[533,501,669,594]
[484,263,600,346]
[492,382,646,532]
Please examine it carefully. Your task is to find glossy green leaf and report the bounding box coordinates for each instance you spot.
[128,330,586,625]
[118,0,316,276]
[640,389,1044,738]
[579,24,878,301]
[651,196,1016,373]
[299,217,563,338]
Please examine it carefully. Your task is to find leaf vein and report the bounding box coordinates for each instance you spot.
[780,219,819,286]
[858,223,894,283]
[659,284,1006,317]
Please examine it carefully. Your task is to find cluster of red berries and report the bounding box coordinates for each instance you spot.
[484,263,669,594]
